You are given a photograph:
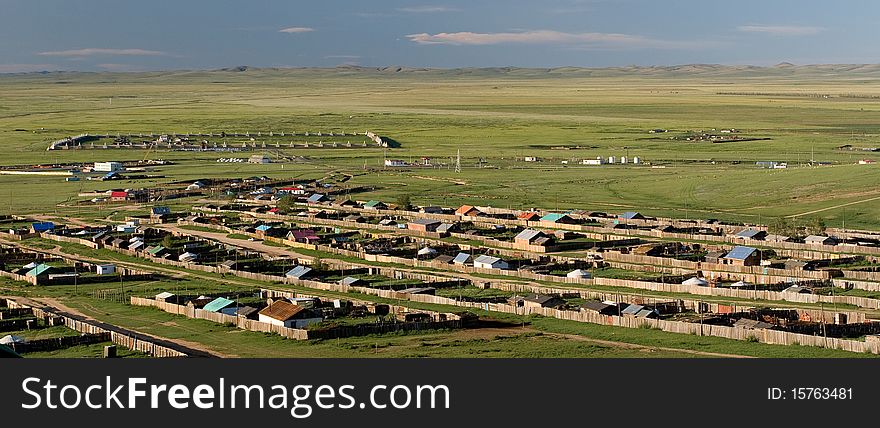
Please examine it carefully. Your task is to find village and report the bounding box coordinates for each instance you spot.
[5,154,880,358]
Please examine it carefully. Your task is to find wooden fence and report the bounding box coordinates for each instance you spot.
[4,298,188,357]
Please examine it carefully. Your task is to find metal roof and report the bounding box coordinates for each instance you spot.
[453,253,472,264]
[473,255,502,265]
[410,218,441,226]
[619,212,642,220]
[259,300,307,321]
[724,246,758,260]
[25,263,52,277]
[621,304,644,315]
[735,228,763,238]
[540,213,568,222]
[30,222,55,232]
[514,229,543,242]
[202,297,235,313]
[285,266,313,279]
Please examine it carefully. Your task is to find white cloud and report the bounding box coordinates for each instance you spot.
[37,48,168,57]
[279,27,315,34]
[737,25,824,36]
[406,30,709,49]
[397,5,460,13]
[324,55,361,59]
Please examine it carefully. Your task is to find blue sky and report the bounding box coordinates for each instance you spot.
[1,0,878,72]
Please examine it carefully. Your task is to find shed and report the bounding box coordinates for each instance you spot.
[202,297,236,313]
[566,269,592,279]
[735,228,766,240]
[540,213,575,224]
[511,294,566,309]
[580,301,616,315]
[721,246,761,266]
[95,264,116,275]
[473,255,509,270]
[455,205,481,217]
[155,291,175,302]
[285,265,314,280]
[452,253,473,265]
[514,229,545,245]
[618,212,645,221]
[805,235,836,246]
[408,218,441,232]
[363,200,387,210]
[258,300,322,328]
[30,222,55,233]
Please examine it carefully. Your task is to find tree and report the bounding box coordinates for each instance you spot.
[161,234,174,249]
[807,217,827,235]
[396,194,413,211]
[276,195,296,213]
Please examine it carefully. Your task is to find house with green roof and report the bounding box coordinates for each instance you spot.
[25,263,53,278]
[540,213,576,224]
[202,297,236,314]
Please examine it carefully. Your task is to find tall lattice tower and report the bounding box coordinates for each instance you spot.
[454,149,461,173]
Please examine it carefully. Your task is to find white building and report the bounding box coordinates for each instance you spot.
[248,155,271,164]
[524,156,539,162]
[384,159,407,167]
[473,255,509,270]
[95,264,116,275]
[94,162,123,172]
[582,157,603,166]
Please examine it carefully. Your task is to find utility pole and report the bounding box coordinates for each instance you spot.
[454,149,461,174]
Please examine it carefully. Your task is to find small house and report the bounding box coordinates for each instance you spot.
[363,200,387,210]
[285,265,314,280]
[155,292,175,303]
[202,297,236,314]
[721,246,761,266]
[30,222,55,234]
[540,213,576,224]
[618,212,645,221]
[580,301,617,315]
[566,269,591,279]
[734,228,766,240]
[306,194,327,204]
[518,212,541,222]
[258,300,322,328]
[455,205,481,217]
[473,255,509,270]
[514,229,546,246]
[178,252,199,263]
[95,264,116,275]
[408,218,442,232]
[452,252,473,266]
[805,235,836,246]
[510,294,566,310]
[339,276,366,287]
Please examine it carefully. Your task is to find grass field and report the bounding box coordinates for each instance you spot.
[1,66,880,228]
[4,65,880,358]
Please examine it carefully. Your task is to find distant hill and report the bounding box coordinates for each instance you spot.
[5,63,880,80]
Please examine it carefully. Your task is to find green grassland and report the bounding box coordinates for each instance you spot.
[2,66,880,228]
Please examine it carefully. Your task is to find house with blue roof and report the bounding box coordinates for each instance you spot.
[30,222,55,233]
[452,253,473,266]
[307,193,327,204]
[618,212,645,221]
[721,246,761,266]
[734,228,766,240]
